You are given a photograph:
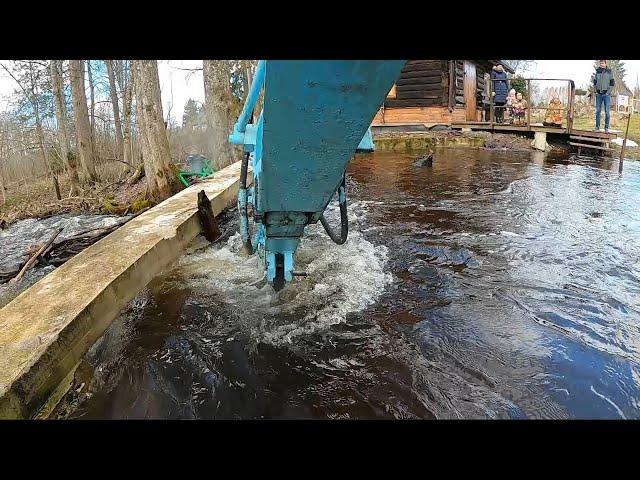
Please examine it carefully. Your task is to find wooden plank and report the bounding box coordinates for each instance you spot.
[402,60,441,68]
[396,75,444,86]
[385,98,443,107]
[397,92,441,100]
[0,160,248,419]
[397,87,443,97]
[452,121,491,126]
[568,142,612,151]
[569,135,608,143]
[401,63,442,74]
[400,70,443,79]
[374,105,467,125]
[397,79,442,90]
[463,60,477,121]
[570,128,617,139]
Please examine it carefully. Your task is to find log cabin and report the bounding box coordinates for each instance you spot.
[372,60,515,127]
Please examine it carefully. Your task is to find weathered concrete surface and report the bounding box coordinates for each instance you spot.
[373,132,486,152]
[0,160,246,419]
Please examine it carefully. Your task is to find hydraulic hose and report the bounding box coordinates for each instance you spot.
[320,174,348,245]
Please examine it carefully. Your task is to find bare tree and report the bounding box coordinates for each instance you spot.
[114,60,136,176]
[69,60,98,183]
[0,124,8,204]
[50,60,80,196]
[504,60,537,76]
[0,61,61,200]
[132,60,180,199]
[203,60,236,169]
[87,60,96,143]
[105,60,124,161]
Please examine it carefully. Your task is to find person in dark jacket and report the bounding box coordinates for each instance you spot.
[491,64,509,123]
[591,60,615,132]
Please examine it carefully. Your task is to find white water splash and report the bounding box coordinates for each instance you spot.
[172,202,393,346]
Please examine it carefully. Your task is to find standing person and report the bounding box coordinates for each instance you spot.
[592,60,615,132]
[491,64,509,123]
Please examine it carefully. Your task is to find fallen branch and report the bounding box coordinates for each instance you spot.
[55,196,99,203]
[10,227,64,283]
[125,164,145,186]
[46,207,151,266]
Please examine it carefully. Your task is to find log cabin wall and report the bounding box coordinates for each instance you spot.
[384,60,448,108]
[373,60,502,126]
[453,60,465,107]
[475,61,491,108]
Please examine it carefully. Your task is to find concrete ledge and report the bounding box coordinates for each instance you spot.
[0,160,245,419]
[373,133,486,152]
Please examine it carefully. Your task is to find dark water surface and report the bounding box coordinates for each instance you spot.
[56,149,640,419]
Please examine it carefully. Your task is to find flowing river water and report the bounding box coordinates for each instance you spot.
[52,148,640,419]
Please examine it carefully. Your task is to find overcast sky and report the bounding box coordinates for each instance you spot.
[1,60,638,126]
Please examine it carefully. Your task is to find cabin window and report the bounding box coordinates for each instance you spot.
[387,84,396,99]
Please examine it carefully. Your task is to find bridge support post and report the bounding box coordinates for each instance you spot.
[532,131,548,151]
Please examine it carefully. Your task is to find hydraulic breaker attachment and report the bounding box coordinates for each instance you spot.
[229,60,405,290]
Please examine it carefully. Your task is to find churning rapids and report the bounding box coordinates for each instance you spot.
[53,149,640,419]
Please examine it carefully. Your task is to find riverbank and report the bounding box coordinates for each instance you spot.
[3,126,637,228]
[373,129,560,153]
[0,174,150,227]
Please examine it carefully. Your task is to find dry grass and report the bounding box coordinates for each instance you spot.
[573,113,640,142]
[572,113,640,159]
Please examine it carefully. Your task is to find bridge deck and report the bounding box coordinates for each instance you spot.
[451,121,619,141]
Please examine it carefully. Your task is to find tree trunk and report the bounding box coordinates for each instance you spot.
[106,60,124,161]
[0,129,7,205]
[87,60,96,144]
[50,60,80,196]
[115,60,135,176]
[132,60,180,200]
[203,60,236,169]
[34,115,60,200]
[69,60,98,183]
[0,169,5,204]
[26,61,61,200]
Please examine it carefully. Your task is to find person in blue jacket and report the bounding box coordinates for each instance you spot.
[491,64,509,123]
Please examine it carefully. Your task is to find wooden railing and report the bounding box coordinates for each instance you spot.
[486,78,576,134]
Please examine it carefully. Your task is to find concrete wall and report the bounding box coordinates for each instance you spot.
[0,161,246,419]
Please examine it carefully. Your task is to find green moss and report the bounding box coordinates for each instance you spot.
[373,134,485,152]
[101,199,128,214]
[130,198,150,213]
[101,199,118,214]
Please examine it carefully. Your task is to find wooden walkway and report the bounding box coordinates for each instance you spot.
[451,121,619,142]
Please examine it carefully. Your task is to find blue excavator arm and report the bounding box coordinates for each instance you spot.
[229,60,406,290]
